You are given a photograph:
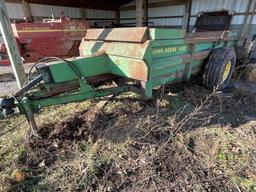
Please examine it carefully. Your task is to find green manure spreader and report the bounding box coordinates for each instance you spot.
[0,13,237,131]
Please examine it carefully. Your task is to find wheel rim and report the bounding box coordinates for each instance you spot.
[222,61,231,81]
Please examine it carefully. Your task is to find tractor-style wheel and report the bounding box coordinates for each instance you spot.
[203,47,236,90]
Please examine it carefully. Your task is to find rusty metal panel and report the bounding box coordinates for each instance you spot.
[79,40,104,56]
[7,20,90,63]
[84,28,110,40]
[185,31,233,43]
[179,50,210,64]
[11,21,89,39]
[84,27,148,42]
[109,55,148,81]
[79,40,150,59]
[101,41,150,59]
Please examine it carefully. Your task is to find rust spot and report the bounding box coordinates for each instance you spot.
[129,60,148,81]
[84,27,148,43]
[185,31,233,44]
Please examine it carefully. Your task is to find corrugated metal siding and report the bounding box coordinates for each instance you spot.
[120,9,135,18]
[5,2,116,22]
[86,9,115,19]
[29,3,81,18]
[120,0,256,26]
[5,2,25,19]
[120,0,185,26]
[190,0,251,25]
[120,10,135,24]
[85,9,116,26]
[120,2,184,26]
[4,0,256,26]
[148,5,184,26]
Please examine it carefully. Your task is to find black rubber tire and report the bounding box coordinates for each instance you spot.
[203,47,236,90]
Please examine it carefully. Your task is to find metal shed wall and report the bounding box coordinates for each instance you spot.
[120,10,136,24]
[4,0,256,27]
[85,9,116,25]
[29,3,81,19]
[120,0,256,26]
[120,4,185,26]
[5,2,25,19]
[86,9,115,19]
[190,0,253,25]
[4,2,116,22]
[120,0,186,25]
[148,5,185,26]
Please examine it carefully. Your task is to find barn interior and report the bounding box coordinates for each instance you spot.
[0,0,256,191]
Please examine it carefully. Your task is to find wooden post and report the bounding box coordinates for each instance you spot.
[143,0,148,26]
[182,0,192,32]
[240,0,253,39]
[136,0,143,27]
[116,7,120,25]
[247,1,256,35]
[0,0,26,89]
[21,0,32,21]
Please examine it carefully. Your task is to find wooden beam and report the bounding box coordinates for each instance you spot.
[4,0,22,3]
[240,0,253,39]
[182,0,191,32]
[18,0,119,10]
[136,0,143,27]
[0,0,26,88]
[247,0,256,35]
[234,11,256,16]
[5,0,133,8]
[143,0,148,25]
[116,7,120,24]
[21,0,32,20]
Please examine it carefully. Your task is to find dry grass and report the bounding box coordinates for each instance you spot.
[243,64,256,82]
[0,84,256,191]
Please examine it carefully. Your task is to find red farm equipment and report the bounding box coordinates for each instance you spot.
[0,18,90,66]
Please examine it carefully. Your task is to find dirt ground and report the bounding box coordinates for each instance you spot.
[0,82,255,192]
[0,64,33,96]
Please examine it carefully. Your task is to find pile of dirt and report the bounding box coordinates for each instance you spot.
[27,116,237,191]
[27,101,109,167]
[83,141,236,192]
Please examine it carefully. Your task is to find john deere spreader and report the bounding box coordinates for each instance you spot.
[0,11,238,132]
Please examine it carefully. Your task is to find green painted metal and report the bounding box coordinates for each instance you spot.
[149,28,185,40]
[27,86,132,112]
[37,55,110,83]
[16,27,237,114]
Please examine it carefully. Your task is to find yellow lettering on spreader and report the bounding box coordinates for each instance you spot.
[152,46,187,55]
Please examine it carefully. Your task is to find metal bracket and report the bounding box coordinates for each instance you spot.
[21,97,39,137]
